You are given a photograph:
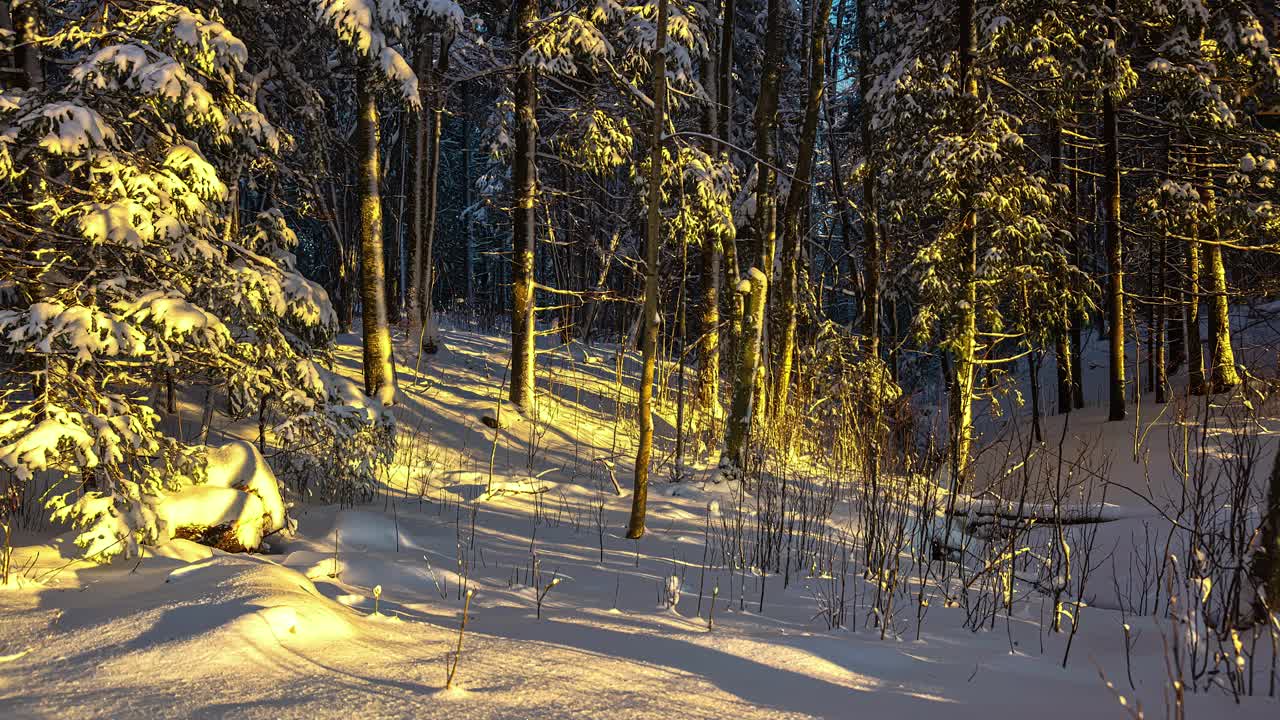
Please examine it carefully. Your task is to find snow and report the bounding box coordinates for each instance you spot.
[157,485,269,550]
[314,0,420,107]
[204,440,288,535]
[1,326,1277,718]
[31,101,116,155]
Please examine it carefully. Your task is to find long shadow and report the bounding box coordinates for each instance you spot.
[393,603,951,716]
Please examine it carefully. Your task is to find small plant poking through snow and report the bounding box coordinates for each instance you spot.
[665,575,681,611]
[445,589,473,690]
[536,574,562,620]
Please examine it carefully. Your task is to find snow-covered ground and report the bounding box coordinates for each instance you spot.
[2,323,1277,719]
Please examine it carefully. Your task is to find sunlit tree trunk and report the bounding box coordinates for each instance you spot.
[356,62,395,405]
[771,0,832,417]
[695,34,721,429]
[1155,227,1168,404]
[1186,221,1206,395]
[738,0,784,430]
[509,0,539,410]
[1200,174,1239,393]
[720,272,767,477]
[627,0,669,539]
[950,0,978,479]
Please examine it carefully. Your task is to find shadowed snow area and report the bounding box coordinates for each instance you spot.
[1,324,1277,719]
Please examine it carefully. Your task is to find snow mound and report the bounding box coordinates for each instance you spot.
[151,440,290,553]
[203,439,288,533]
[281,550,344,580]
[145,538,216,563]
[157,485,267,551]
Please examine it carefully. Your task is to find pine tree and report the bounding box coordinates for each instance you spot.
[0,1,401,558]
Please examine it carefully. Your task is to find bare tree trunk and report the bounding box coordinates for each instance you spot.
[823,0,858,327]
[629,0,670,538]
[462,82,476,309]
[1102,12,1126,422]
[1155,226,1168,404]
[407,32,433,334]
[509,0,539,411]
[737,0,784,431]
[419,35,452,356]
[1186,161,1206,395]
[695,21,722,429]
[12,0,43,90]
[771,0,832,417]
[855,0,880,359]
[1200,169,1239,393]
[720,272,767,477]
[717,0,743,365]
[356,62,395,405]
[950,0,978,479]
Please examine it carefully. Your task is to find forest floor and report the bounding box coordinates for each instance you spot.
[2,319,1279,719]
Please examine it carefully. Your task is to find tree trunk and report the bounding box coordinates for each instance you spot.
[742,0,784,428]
[1049,121,1073,415]
[1186,177,1206,395]
[407,33,433,335]
[951,0,978,479]
[462,81,476,308]
[720,271,767,477]
[1102,44,1126,422]
[823,0,857,327]
[1028,351,1043,443]
[1200,172,1239,393]
[12,0,43,90]
[629,0,670,538]
[771,0,832,417]
[697,238,721,415]
[356,62,396,405]
[1155,229,1168,404]
[509,0,539,411]
[717,0,735,149]
[1251,446,1280,619]
[856,0,880,359]
[1204,241,1238,392]
[1067,113,1085,410]
[717,0,743,372]
[418,35,452,356]
[694,18,722,430]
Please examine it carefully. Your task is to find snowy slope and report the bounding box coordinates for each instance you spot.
[1,323,1277,719]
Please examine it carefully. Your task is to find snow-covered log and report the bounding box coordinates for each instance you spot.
[203,440,288,535]
[158,486,269,553]
[157,440,289,553]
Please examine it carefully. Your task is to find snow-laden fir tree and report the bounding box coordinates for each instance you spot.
[0,1,393,559]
